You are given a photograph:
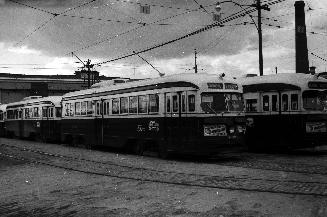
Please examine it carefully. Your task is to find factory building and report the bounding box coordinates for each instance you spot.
[0,71,133,104]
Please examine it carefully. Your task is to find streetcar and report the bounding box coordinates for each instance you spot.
[61,73,246,157]
[5,96,62,142]
[0,104,6,137]
[239,73,327,150]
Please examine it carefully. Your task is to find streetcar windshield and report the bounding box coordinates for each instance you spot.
[303,90,327,111]
[201,93,244,113]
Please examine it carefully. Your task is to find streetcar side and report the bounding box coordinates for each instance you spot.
[61,73,246,157]
[0,104,6,137]
[240,73,327,150]
[5,96,62,142]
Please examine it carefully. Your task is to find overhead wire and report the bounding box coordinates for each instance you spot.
[68,2,217,55]
[11,0,99,46]
[95,0,287,66]
[95,7,259,66]
[110,0,193,11]
[192,0,211,16]
[310,52,327,62]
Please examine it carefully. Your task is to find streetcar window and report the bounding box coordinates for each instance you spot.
[303,90,327,111]
[18,110,22,119]
[149,94,159,113]
[33,107,39,117]
[120,97,128,114]
[96,101,101,115]
[56,107,62,117]
[75,102,81,116]
[166,96,171,113]
[25,108,30,119]
[246,99,257,112]
[64,103,69,116]
[181,94,186,112]
[107,102,110,115]
[6,110,12,119]
[29,108,33,117]
[201,93,243,113]
[282,94,289,111]
[172,95,178,112]
[42,107,48,117]
[272,95,278,111]
[87,101,93,115]
[112,98,120,114]
[70,103,74,116]
[81,102,87,115]
[129,96,137,114]
[103,102,107,115]
[291,94,298,110]
[188,94,195,112]
[138,95,148,114]
[262,95,269,111]
[49,108,54,118]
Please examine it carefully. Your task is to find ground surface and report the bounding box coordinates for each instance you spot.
[0,138,327,217]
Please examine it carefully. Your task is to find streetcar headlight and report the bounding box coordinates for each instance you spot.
[203,124,226,136]
[229,127,235,134]
[306,122,327,133]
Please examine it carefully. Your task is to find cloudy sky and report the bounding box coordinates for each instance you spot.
[0,0,326,79]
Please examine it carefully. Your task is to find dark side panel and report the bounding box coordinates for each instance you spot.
[61,116,246,155]
[246,114,327,149]
[5,119,60,142]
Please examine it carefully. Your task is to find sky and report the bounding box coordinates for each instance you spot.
[0,0,326,79]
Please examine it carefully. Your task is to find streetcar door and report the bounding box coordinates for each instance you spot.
[168,92,182,146]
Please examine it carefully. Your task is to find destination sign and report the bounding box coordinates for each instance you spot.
[224,83,238,90]
[207,83,223,89]
[308,82,327,89]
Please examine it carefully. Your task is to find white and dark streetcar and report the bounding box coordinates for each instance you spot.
[0,104,6,137]
[239,73,327,150]
[5,96,62,142]
[61,73,246,157]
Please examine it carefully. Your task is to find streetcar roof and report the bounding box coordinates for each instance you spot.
[237,73,327,92]
[0,104,6,111]
[63,73,242,99]
[6,96,62,109]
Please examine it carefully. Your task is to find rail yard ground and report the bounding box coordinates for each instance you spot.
[0,138,327,217]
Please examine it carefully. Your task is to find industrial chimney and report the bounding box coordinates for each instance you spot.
[295,1,309,74]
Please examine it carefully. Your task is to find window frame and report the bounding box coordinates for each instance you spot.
[188,94,195,112]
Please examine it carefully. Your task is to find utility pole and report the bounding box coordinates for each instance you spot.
[71,52,95,88]
[257,0,264,76]
[194,49,198,74]
[86,59,92,88]
[215,1,269,76]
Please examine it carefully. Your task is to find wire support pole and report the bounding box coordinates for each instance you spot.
[257,0,264,76]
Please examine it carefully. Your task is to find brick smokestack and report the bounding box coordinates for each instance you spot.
[295,1,309,74]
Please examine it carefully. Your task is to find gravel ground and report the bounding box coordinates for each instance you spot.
[0,138,327,217]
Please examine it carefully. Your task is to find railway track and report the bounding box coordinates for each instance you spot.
[214,154,327,176]
[1,143,327,197]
